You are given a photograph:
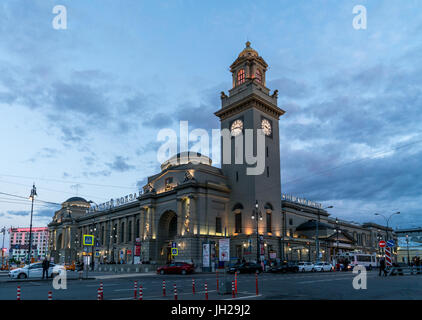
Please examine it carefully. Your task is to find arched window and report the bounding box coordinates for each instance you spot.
[232,203,244,211]
[264,203,273,211]
[128,221,132,242]
[235,213,242,234]
[120,222,125,243]
[101,226,105,244]
[237,69,245,85]
[255,69,262,83]
[266,212,272,233]
[136,219,140,238]
[113,224,117,243]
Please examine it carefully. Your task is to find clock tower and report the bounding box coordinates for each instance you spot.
[215,42,285,237]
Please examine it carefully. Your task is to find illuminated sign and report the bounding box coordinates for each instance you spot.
[88,191,143,213]
[282,194,323,209]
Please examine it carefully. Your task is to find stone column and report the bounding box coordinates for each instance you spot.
[189,195,197,235]
[177,198,183,236]
[140,209,146,240]
[149,206,156,239]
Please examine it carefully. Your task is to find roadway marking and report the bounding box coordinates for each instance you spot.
[298,277,354,284]
[95,273,155,280]
[224,294,262,300]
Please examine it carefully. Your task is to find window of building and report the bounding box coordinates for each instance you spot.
[128,221,132,242]
[236,171,239,182]
[266,166,269,177]
[266,213,272,233]
[255,69,262,83]
[120,222,125,243]
[216,217,222,234]
[235,213,242,234]
[136,219,140,238]
[289,218,293,225]
[266,147,269,158]
[237,69,245,85]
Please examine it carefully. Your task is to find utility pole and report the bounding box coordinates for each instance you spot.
[406,235,410,265]
[27,184,37,265]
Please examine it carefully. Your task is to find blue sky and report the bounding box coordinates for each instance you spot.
[0,0,421,246]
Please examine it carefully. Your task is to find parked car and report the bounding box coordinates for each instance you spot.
[269,262,299,273]
[8,262,65,279]
[64,263,75,271]
[156,262,194,275]
[313,262,334,272]
[228,262,263,274]
[298,262,314,272]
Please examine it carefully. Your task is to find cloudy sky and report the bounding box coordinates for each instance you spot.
[0,0,421,246]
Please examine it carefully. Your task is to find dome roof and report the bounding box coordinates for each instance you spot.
[64,197,88,203]
[238,41,259,58]
[160,152,212,171]
[296,220,332,232]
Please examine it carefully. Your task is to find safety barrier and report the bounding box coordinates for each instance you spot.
[387,266,422,276]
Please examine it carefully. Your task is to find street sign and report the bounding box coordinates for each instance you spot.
[172,242,177,248]
[83,235,94,246]
[127,250,132,255]
[95,240,100,247]
[171,248,178,256]
[379,240,386,248]
[387,240,395,247]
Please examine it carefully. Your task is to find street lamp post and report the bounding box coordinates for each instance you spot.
[315,206,333,263]
[374,211,400,241]
[334,218,341,264]
[251,200,262,263]
[27,184,37,265]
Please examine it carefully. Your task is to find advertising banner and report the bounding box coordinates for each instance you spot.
[219,238,230,262]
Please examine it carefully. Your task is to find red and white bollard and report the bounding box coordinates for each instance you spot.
[138,285,143,300]
[255,271,259,296]
[235,271,238,294]
[162,280,166,297]
[192,279,195,294]
[173,283,178,300]
[99,282,104,300]
[232,280,235,298]
[48,291,52,301]
[216,271,219,292]
[205,282,208,300]
[134,280,138,300]
[16,286,21,300]
[97,288,102,300]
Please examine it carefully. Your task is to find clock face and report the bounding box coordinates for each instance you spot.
[230,119,243,136]
[261,119,272,136]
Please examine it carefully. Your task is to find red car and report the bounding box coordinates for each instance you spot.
[157,262,194,275]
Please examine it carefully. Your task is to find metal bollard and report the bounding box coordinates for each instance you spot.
[232,280,235,298]
[134,280,138,300]
[216,270,219,292]
[205,282,208,300]
[100,282,104,300]
[235,271,238,294]
[139,285,143,300]
[162,280,166,297]
[16,286,21,300]
[97,288,101,301]
[255,271,259,295]
[192,279,195,294]
[173,283,178,300]
[48,291,52,301]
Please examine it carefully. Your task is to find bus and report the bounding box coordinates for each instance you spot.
[337,252,377,270]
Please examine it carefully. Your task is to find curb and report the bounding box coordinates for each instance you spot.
[6,278,96,282]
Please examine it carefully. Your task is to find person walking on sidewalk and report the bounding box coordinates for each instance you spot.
[42,257,50,279]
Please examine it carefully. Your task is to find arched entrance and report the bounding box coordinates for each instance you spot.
[157,210,178,264]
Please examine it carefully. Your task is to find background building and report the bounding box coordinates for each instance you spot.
[395,228,422,264]
[9,227,49,262]
[47,43,397,268]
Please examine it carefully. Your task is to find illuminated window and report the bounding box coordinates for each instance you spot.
[237,69,245,85]
[255,69,262,83]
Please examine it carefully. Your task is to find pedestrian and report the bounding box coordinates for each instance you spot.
[77,260,84,280]
[379,257,386,276]
[42,257,50,279]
